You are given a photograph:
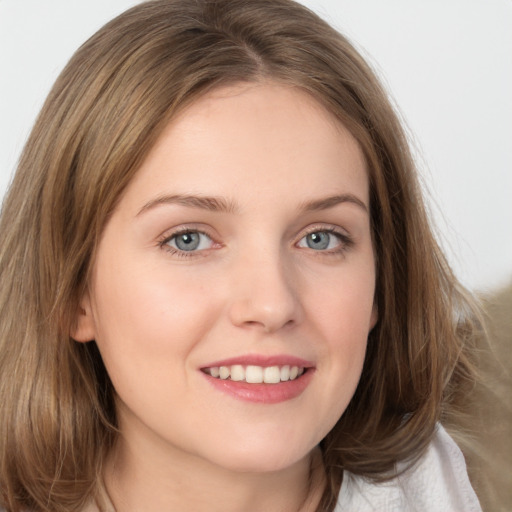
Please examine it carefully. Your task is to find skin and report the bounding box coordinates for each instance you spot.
[74,83,377,511]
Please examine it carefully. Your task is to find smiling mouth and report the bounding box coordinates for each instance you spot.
[202,365,306,384]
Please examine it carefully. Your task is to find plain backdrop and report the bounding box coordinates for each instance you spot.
[1,0,511,292]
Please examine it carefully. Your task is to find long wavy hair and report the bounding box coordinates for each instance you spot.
[0,1,482,511]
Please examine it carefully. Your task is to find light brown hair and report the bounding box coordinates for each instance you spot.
[0,1,482,510]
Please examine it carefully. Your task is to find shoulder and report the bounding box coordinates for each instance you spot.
[335,424,482,512]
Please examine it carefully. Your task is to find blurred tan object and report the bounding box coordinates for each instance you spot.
[463,281,512,511]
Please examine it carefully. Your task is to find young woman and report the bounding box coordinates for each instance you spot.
[0,1,483,511]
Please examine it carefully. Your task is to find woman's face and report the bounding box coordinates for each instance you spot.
[76,83,377,474]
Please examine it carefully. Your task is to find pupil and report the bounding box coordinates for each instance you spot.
[176,232,200,251]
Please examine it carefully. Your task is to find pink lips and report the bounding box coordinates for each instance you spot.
[200,354,315,404]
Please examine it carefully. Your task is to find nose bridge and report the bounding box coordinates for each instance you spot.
[228,243,301,332]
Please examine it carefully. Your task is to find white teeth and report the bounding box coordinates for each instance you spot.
[263,366,281,384]
[280,365,290,381]
[246,365,263,383]
[230,365,245,381]
[205,364,305,384]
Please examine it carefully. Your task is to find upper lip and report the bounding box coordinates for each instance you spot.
[201,354,315,369]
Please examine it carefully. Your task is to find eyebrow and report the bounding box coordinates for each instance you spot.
[137,192,368,216]
[137,194,239,216]
[300,194,368,213]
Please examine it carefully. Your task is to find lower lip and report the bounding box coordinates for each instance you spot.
[201,370,314,404]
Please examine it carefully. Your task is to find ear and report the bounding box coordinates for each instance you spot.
[70,290,96,343]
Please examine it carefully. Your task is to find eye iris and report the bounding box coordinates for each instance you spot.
[175,232,200,251]
[307,232,330,250]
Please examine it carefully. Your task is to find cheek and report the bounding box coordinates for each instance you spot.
[89,256,222,379]
[88,259,227,441]
[304,267,375,411]
[308,264,376,341]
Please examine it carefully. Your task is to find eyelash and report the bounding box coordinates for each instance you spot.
[158,225,354,258]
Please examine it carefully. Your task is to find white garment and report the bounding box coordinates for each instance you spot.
[335,424,482,511]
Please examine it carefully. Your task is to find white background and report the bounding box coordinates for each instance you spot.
[1,0,511,292]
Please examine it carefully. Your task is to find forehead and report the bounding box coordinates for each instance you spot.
[122,82,368,210]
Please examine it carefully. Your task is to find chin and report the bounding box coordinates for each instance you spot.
[199,438,314,475]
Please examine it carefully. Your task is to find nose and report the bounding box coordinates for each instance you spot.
[228,249,303,333]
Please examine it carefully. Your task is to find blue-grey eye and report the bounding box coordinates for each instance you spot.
[175,232,200,251]
[167,231,213,252]
[298,231,341,251]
